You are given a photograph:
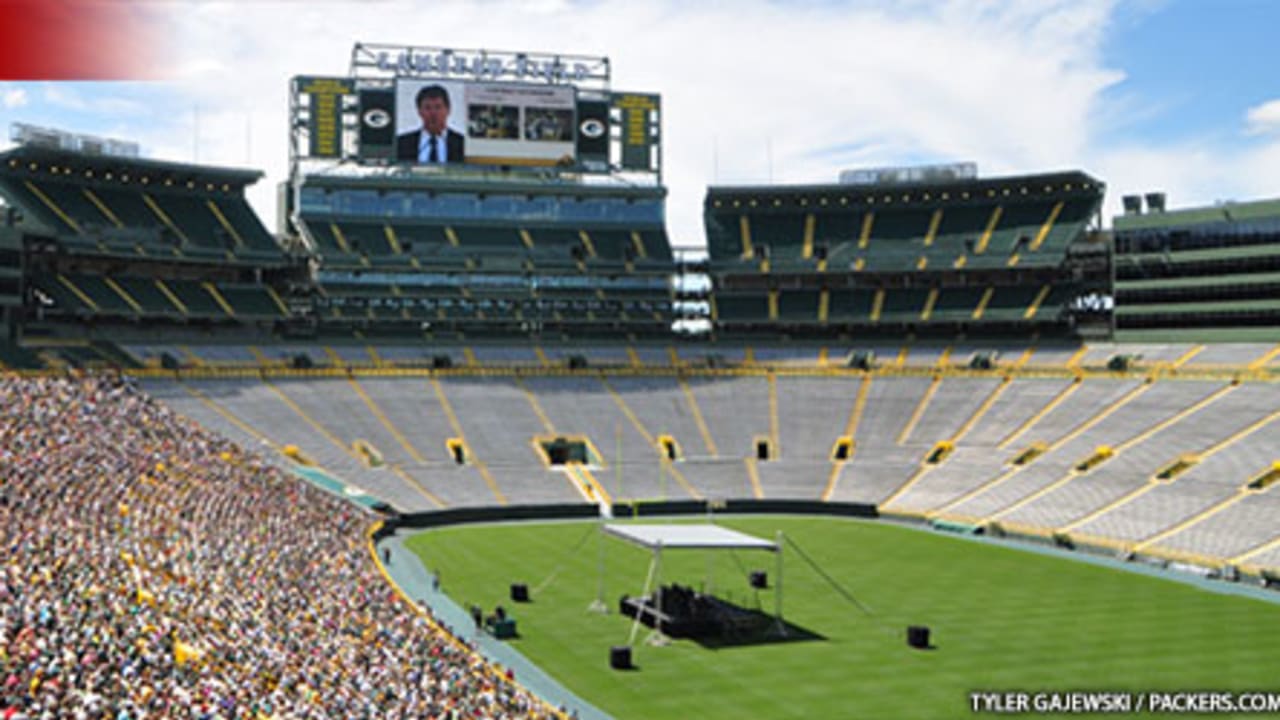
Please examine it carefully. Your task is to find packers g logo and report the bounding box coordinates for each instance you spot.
[579,118,606,139]
[362,108,391,129]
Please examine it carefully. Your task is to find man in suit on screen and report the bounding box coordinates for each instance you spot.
[396,84,466,164]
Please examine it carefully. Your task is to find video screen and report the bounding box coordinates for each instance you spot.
[395,79,576,167]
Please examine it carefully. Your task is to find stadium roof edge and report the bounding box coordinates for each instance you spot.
[0,144,265,185]
[300,172,667,199]
[704,169,1103,197]
[1113,196,1280,232]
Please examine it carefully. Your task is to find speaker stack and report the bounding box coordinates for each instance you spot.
[907,625,931,649]
[610,645,632,669]
[510,583,529,602]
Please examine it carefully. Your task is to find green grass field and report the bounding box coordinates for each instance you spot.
[405,517,1280,719]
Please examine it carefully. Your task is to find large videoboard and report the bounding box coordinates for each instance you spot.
[290,45,660,177]
[379,79,576,167]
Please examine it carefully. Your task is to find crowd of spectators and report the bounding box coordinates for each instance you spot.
[1,374,558,719]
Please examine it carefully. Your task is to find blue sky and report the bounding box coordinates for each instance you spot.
[1098,0,1279,145]
[2,0,1278,247]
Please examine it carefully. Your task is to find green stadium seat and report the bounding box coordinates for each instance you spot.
[778,291,820,322]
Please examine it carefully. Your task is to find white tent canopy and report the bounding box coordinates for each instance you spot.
[601,523,785,645]
[602,523,779,552]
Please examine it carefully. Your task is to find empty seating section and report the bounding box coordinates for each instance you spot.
[30,274,282,319]
[167,280,228,316]
[1,147,283,259]
[114,277,181,315]
[827,290,876,321]
[135,364,1280,572]
[777,291,820,321]
[716,295,769,322]
[705,173,1102,335]
[298,180,675,337]
[879,289,926,323]
[219,284,283,317]
[1111,198,1280,336]
[931,288,987,321]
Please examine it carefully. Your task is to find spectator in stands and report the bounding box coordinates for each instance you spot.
[0,374,553,719]
[397,84,466,164]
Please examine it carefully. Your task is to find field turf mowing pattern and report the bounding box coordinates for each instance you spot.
[405,517,1280,719]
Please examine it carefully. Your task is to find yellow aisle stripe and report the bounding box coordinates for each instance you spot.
[181,383,280,451]
[1013,347,1036,368]
[515,377,557,434]
[1171,345,1205,368]
[1232,531,1280,565]
[1114,384,1235,453]
[533,346,551,367]
[630,230,647,259]
[1058,483,1161,533]
[1071,405,1280,540]
[739,215,753,258]
[972,287,995,320]
[265,286,290,316]
[1247,343,1280,370]
[388,465,447,509]
[103,277,143,313]
[155,280,188,315]
[348,377,429,465]
[935,382,1150,515]
[923,208,942,246]
[430,378,507,505]
[987,385,1236,524]
[330,223,352,252]
[950,378,1012,443]
[974,205,1003,254]
[744,458,765,499]
[82,188,123,227]
[821,463,847,503]
[1066,346,1088,368]
[1023,285,1052,319]
[1030,200,1064,251]
[1137,492,1250,553]
[920,288,939,321]
[384,224,403,253]
[626,347,642,368]
[767,373,780,453]
[870,289,885,322]
[57,275,99,311]
[24,180,81,233]
[801,213,815,259]
[142,194,190,245]
[206,200,245,248]
[897,376,941,445]
[264,380,363,462]
[679,378,719,457]
[202,282,236,317]
[178,345,204,366]
[857,212,874,249]
[602,378,701,499]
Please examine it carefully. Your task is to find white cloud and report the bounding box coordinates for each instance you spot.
[2,87,27,109]
[1245,98,1280,136]
[12,0,1259,245]
[148,0,1132,247]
